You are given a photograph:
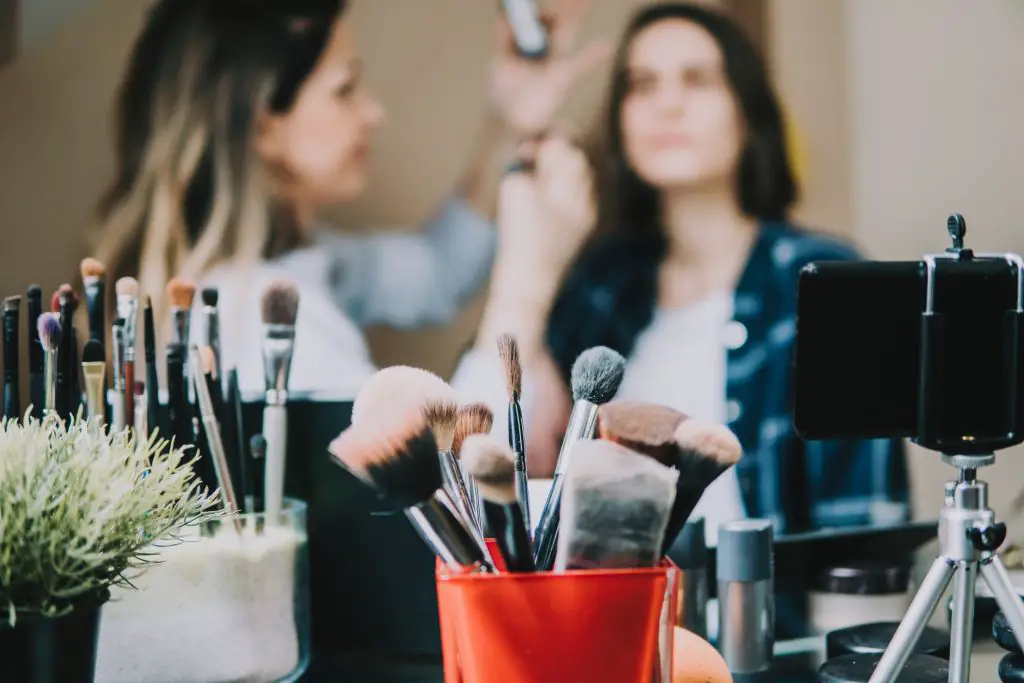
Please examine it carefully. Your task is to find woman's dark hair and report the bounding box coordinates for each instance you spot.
[547,2,795,381]
[93,0,346,327]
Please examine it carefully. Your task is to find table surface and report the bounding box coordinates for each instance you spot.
[300,638,1009,682]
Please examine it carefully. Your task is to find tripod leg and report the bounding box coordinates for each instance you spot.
[949,561,978,683]
[868,557,956,683]
[981,556,1024,651]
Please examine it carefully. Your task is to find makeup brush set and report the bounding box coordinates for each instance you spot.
[328,334,746,681]
[0,260,305,529]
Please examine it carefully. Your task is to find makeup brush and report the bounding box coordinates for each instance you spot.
[166,278,196,347]
[165,343,191,451]
[228,368,251,513]
[26,285,43,420]
[144,297,159,436]
[80,257,106,345]
[351,364,456,428]
[116,277,139,431]
[250,434,266,516]
[454,403,495,531]
[134,381,146,437]
[81,339,106,424]
[190,345,239,514]
[260,279,299,524]
[110,319,127,430]
[533,345,626,570]
[329,413,495,572]
[37,313,60,417]
[554,439,679,571]
[55,285,75,420]
[200,288,222,390]
[461,434,535,572]
[425,397,480,535]
[497,334,531,533]
[3,296,21,420]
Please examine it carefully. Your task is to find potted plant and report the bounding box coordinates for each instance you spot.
[0,414,220,683]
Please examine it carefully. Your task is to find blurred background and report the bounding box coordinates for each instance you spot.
[0,0,1022,523]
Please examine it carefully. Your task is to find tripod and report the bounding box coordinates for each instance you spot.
[869,453,1024,683]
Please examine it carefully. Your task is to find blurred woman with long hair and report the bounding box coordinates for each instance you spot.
[93,0,607,394]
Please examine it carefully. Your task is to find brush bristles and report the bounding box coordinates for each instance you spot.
[37,313,61,351]
[351,365,456,428]
[3,296,19,312]
[115,277,138,298]
[460,434,516,504]
[201,287,218,307]
[166,278,196,310]
[80,257,106,279]
[597,400,686,467]
[496,334,522,401]
[424,398,457,452]
[674,418,742,468]
[82,339,104,364]
[329,412,442,507]
[453,403,495,456]
[571,346,626,404]
[260,279,299,326]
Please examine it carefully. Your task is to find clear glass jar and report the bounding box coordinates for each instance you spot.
[95,498,310,683]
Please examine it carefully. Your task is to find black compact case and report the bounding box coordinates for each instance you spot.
[236,399,443,660]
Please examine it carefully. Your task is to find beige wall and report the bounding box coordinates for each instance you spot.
[3,0,1024,524]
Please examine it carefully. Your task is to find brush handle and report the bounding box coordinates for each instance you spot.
[439,450,481,537]
[228,370,251,512]
[43,348,57,416]
[500,0,548,59]
[109,390,125,431]
[483,500,535,572]
[532,473,564,571]
[82,369,105,424]
[3,307,19,420]
[514,454,530,535]
[57,303,72,421]
[166,346,191,449]
[407,491,495,571]
[29,372,44,421]
[68,328,81,418]
[123,360,135,434]
[262,403,287,525]
[86,282,105,343]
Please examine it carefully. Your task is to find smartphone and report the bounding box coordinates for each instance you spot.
[501,0,549,60]
[793,257,1024,451]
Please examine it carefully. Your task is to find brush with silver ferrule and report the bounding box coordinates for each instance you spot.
[80,258,107,346]
[189,344,239,515]
[166,278,196,394]
[497,334,531,532]
[454,403,495,534]
[329,412,495,572]
[116,277,139,430]
[425,398,482,538]
[533,345,626,570]
[110,319,127,431]
[260,279,298,525]
[200,288,222,392]
[81,339,106,425]
[37,313,61,418]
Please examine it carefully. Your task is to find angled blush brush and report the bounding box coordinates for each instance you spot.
[26,285,43,420]
[3,296,21,420]
[260,279,299,525]
[80,257,106,346]
[533,345,626,570]
[461,434,535,572]
[329,413,495,572]
[497,334,530,533]
[36,313,61,417]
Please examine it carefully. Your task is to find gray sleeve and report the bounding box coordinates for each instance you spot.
[320,197,496,328]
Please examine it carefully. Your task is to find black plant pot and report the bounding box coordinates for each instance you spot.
[0,599,104,683]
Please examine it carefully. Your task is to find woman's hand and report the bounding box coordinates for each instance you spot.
[489,0,611,138]
[478,137,596,358]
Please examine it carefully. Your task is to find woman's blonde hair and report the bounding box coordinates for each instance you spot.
[92,0,345,328]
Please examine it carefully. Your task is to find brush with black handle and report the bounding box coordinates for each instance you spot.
[497,334,531,533]
[461,434,535,572]
[144,298,160,437]
[26,285,43,420]
[3,296,21,420]
[533,345,626,570]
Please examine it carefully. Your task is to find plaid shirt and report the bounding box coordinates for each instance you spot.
[548,222,910,535]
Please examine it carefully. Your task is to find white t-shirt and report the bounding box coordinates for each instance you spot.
[614,292,746,546]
